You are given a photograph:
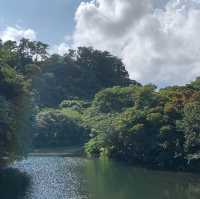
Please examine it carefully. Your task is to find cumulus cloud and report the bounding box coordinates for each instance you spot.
[50,42,69,55]
[50,35,72,55]
[71,0,200,86]
[0,26,37,42]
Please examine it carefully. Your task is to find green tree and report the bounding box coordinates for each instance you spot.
[34,109,88,148]
[182,102,200,154]
[0,64,31,166]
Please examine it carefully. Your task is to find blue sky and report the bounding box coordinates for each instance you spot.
[0,0,85,45]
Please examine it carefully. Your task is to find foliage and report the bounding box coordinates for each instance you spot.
[0,64,32,166]
[33,108,88,148]
[33,47,137,107]
[2,37,200,173]
[0,38,137,166]
[92,86,137,113]
[182,102,200,153]
[0,39,43,167]
[59,99,90,112]
[83,82,200,171]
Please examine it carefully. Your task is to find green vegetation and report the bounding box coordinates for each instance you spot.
[0,38,133,167]
[33,47,136,107]
[33,108,88,148]
[0,64,31,166]
[83,83,200,171]
[1,38,200,172]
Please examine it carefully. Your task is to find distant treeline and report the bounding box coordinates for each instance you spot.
[1,38,200,172]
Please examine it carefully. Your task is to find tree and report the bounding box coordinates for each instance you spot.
[34,47,137,107]
[34,109,88,148]
[182,102,200,154]
[0,64,31,166]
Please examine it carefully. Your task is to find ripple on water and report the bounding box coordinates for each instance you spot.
[12,156,200,199]
[13,157,88,199]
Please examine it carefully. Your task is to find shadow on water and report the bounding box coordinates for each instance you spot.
[0,168,30,199]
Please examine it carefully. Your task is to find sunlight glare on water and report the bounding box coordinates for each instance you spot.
[13,157,88,199]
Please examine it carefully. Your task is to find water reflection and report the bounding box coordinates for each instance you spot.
[84,158,200,199]
[0,168,30,199]
[12,156,200,199]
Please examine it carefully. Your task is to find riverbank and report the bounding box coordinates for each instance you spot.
[29,146,84,157]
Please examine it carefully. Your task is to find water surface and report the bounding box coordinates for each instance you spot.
[12,156,200,199]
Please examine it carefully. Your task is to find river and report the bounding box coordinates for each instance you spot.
[11,156,200,199]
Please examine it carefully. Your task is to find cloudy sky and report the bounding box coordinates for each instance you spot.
[1,0,200,86]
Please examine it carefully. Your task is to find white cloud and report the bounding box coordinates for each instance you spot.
[0,26,37,42]
[50,35,72,55]
[50,42,69,55]
[71,0,200,86]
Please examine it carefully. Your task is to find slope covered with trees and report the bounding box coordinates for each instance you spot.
[33,47,137,107]
[0,38,135,167]
[83,83,200,171]
[1,38,200,172]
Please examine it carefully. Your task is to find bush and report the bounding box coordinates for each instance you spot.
[33,109,88,148]
[59,99,90,112]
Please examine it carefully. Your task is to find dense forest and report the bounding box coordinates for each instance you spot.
[1,38,200,172]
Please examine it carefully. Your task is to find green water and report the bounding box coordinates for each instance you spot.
[11,156,200,199]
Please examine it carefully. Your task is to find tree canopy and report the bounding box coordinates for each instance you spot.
[1,38,200,172]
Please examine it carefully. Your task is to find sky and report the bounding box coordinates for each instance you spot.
[1,0,200,87]
[0,0,84,45]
